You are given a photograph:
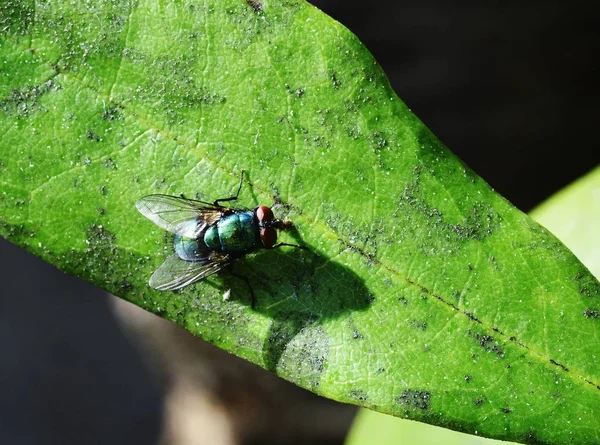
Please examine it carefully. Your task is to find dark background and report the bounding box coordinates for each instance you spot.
[1,1,598,444]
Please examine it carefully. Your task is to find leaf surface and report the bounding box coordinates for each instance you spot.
[346,165,600,445]
[1,2,599,443]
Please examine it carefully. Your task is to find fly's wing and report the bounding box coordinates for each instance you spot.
[136,195,224,238]
[148,252,232,291]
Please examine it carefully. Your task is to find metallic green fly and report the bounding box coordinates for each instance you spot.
[136,172,302,306]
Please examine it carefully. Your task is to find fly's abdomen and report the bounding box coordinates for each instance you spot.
[174,235,206,261]
[174,219,207,261]
[203,225,221,250]
[217,211,260,253]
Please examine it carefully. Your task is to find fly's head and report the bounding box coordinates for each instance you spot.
[255,205,293,248]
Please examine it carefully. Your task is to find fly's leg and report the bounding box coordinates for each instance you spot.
[214,170,245,207]
[273,242,308,250]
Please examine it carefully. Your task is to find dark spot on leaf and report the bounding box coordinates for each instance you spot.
[523,430,549,445]
[584,308,599,319]
[580,286,593,297]
[99,185,107,195]
[349,317,364,339]
[330,71,341,89]
[0,80,60,117]
[355,87,373,106]
[245,0,262,13]
[346,126,362,140]
[369,131,391,168]
[102,103,123,121]
[86,130,101,142]
[397,389,431,410]
[397,170,499,255]
[343,98,358,113]
[0,222,35,240]
[473,396,486,407]
[75,224,135,294]
[86,224,116,256]
[464,375,472,383]
[102,158,117,169]
[469,330,504,358]
[0,2,35,34]
[409,320,427,331]
[371,131,387,148]
[350,389,368,403]
[501,407,511,414]
[577,273,600,299]
[509,335,517,342]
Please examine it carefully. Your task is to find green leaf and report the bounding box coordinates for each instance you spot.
[1,2,599,444]
[346,408,510,445]
[530,166,600,279]
[345,165,600,445]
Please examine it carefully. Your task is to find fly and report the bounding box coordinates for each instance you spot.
[136,171,302,307]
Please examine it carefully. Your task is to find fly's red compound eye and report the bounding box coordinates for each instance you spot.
[256,205,274,222]
[260,227,277,248]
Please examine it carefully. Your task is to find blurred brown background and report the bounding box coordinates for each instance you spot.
[1,1,598,445]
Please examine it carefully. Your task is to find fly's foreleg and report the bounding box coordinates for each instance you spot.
[272,242,307,250]
[214,170,245,207]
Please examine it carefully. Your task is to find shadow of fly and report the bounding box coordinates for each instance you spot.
[136,171,304,307]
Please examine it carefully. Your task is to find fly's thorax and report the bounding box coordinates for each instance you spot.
[216,211,261,253]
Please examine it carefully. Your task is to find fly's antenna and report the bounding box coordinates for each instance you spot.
[270,219,293,230]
